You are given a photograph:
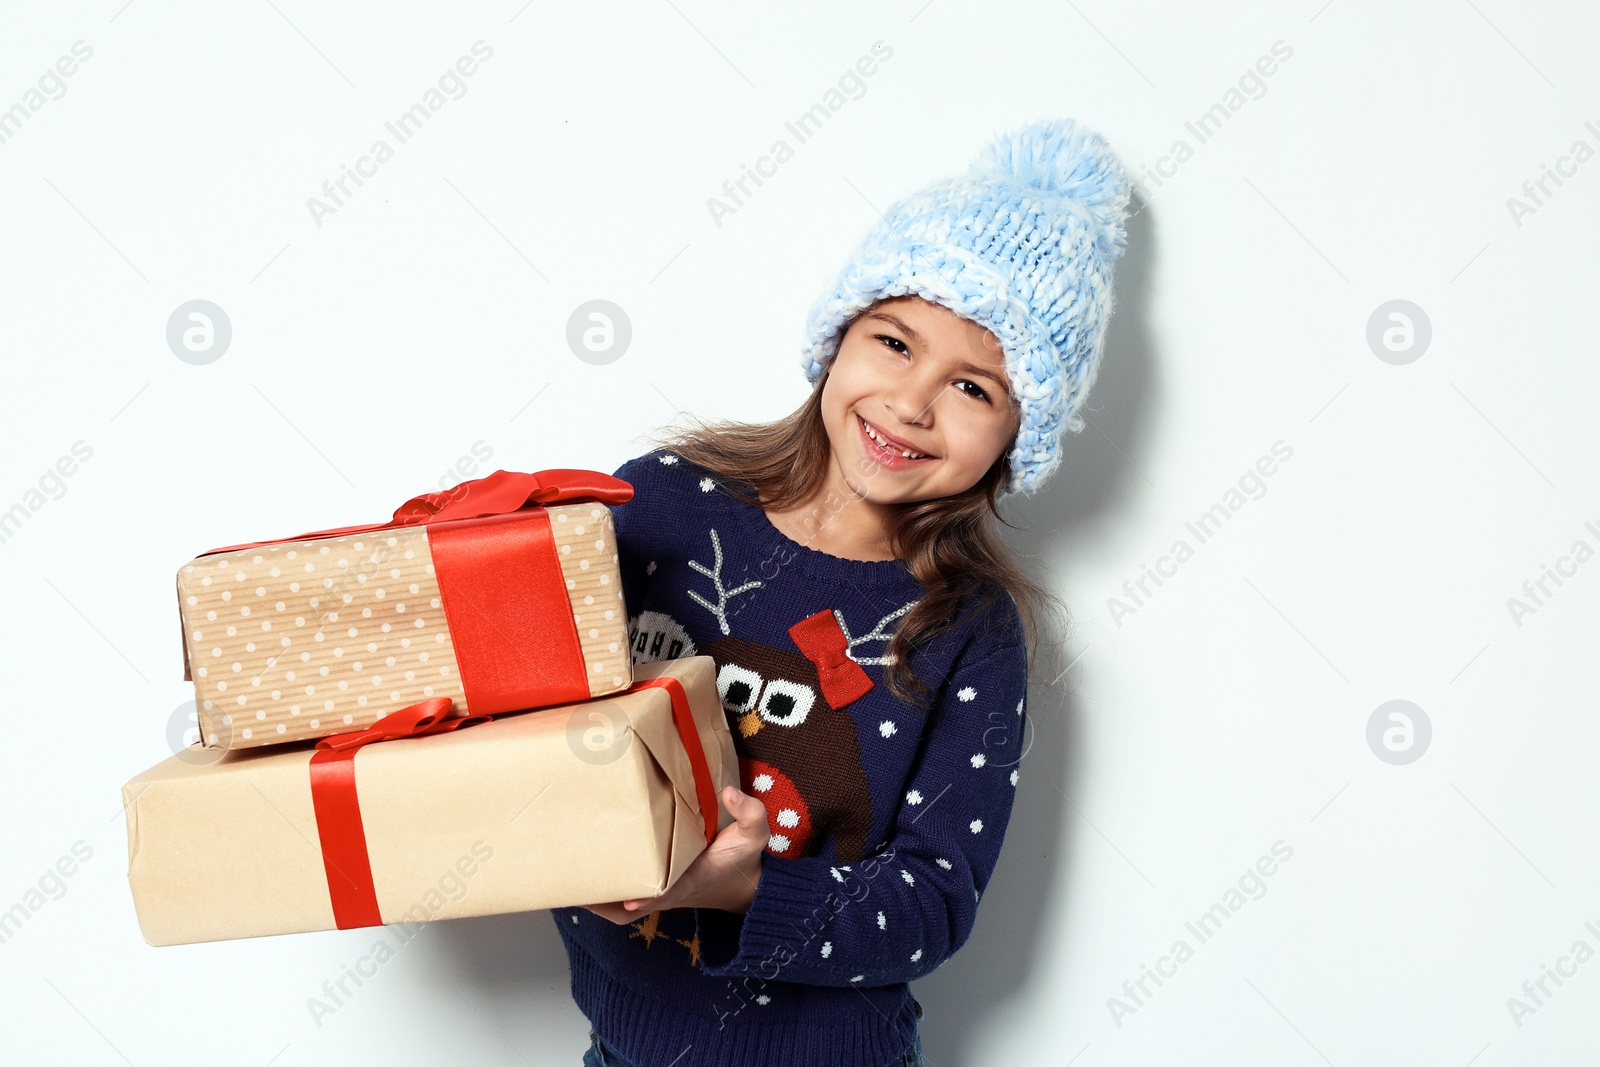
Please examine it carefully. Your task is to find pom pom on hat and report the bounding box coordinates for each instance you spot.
[800,117,1133,498]
[973,118,1133,265]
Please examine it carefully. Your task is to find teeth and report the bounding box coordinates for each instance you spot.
[862,418,927,459]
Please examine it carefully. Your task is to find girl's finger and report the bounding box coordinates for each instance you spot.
[727,788,772,850]
[583,902,635,925]
[727,786,765,825]
[634,890,675,913]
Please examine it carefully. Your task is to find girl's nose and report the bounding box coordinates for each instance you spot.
[886,383,941,427]
[886,368,945,425]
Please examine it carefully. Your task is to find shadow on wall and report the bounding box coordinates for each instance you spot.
[416,195,1158,1065]
[913,190,1158,1066]
[422,910,584,1056]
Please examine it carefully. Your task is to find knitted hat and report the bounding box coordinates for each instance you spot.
[800,117,1133,497]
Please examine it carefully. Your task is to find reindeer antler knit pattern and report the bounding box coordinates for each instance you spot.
[799,117,1134,497]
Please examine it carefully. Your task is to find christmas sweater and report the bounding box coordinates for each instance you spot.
[552,447,1030,1067]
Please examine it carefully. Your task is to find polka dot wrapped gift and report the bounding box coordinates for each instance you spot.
[176,469,636,750]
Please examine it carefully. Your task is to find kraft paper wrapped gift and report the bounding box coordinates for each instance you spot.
[123,656,736,947]
[177,468,636,750]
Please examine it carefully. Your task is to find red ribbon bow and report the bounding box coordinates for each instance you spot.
[788,609,874,709]
[199,469,634,558]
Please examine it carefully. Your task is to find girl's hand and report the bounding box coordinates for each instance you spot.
[582,786,769,924]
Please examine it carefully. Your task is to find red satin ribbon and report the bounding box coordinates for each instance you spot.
[788,609,874,709]
[430,509,590,708]
[308,677,720,930]
[308,698,492,930]
[627,675,720,848]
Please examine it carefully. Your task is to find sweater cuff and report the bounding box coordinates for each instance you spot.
[696,853,829,978]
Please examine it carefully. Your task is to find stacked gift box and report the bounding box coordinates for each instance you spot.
[124,469,738,947]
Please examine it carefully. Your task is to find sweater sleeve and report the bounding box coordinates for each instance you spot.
[692,626,1030,987]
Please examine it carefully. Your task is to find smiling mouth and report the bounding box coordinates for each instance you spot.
[858,415,934,461]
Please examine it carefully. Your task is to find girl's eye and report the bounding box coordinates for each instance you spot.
[876,335,992,403]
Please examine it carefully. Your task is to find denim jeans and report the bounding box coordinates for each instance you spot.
[584,997,926,1066]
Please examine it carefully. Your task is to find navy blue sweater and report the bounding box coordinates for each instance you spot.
[553,448,1030,1067]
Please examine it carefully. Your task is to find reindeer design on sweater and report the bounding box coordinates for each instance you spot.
[629,528,918,866]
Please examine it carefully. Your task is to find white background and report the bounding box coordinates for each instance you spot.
[2,1,1597,1064]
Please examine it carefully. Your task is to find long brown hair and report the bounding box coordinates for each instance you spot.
[646,348,1067,708]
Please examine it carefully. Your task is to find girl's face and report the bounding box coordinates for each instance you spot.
[821,295,1022,506]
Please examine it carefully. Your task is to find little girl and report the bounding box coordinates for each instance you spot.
[554,117,1132,1067]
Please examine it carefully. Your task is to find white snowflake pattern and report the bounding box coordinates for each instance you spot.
[969,818,984,833]
[571,913,579,923]
[1010,768,1020,786]
[850,975,864,983]
[1017,697,1024,715]
[957,685,976,702]
[699,476,715,492]
[934,857,952,870]
[910,949,923,962]
[879,720,897,738]
[970,753,986,768]
[830,867,844,883]
[659,454,678,465]
[755,995,771,1006]
[905,790,923,805]
[900,869,915,885]
[821,941,833,957]
[876,911,886,929]
[646,561,657,576]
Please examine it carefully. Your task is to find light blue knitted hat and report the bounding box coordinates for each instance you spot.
[800,117,1133,497]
